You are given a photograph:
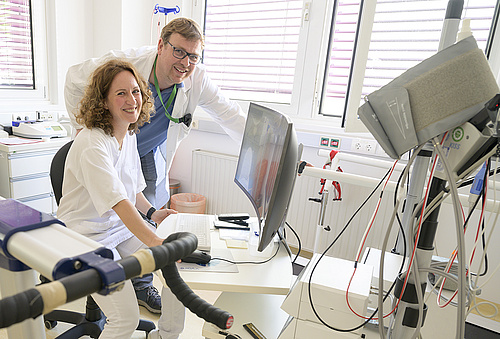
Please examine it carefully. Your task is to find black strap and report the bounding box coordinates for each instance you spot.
[146,207,156,220]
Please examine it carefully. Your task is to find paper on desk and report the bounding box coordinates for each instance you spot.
[225,239,248,249]
[0,137,43,145]
[218,228,250,241]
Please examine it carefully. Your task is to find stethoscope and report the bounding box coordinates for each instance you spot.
[152,55,192,127]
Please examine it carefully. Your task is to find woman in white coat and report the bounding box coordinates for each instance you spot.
[57,59,180,338]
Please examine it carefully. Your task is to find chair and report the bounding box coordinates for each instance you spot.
[44,140,155,338]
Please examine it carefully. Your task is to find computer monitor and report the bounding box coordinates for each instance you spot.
[234,103,302,252]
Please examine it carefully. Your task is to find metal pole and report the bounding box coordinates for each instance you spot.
[389,1,464,337]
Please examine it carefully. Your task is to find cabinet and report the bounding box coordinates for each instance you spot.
[0,138,70,214]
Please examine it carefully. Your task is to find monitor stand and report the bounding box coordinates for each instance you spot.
[277,227,292,258]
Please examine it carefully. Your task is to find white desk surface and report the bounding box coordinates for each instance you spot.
[156,214,293,295]
[201,292,289,339]
[0,136,70,153]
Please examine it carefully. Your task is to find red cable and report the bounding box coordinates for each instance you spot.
[437,161,488,308]
[346,160,400,319]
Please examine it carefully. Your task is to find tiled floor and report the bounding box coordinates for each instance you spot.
[0,274,220,339]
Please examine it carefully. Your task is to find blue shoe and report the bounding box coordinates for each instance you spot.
[136,286,161,314]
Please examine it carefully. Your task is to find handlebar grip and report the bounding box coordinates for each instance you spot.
[161,263,234,329]
[0,288,43,329]
[153,232,234,329]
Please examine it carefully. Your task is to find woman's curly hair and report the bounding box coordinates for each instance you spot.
[76,59,153,136]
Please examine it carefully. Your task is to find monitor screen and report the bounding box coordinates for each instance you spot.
[234,103,301,252]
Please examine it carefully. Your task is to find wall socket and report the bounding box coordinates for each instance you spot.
[37,111,55,120]
[351,138,378,155]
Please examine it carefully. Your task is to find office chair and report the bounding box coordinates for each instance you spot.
[44,140,156,338]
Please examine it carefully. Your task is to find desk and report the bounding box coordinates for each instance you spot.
[156,214,293,295]
[156,214,294,338]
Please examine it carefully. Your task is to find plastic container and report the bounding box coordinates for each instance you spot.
[167,179,181,208]
[170,193,206,214]
[169,179,181,197]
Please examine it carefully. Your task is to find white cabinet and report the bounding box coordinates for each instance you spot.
[0,138,70,214]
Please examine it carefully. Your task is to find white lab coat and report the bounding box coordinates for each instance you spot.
[57,128,146,249]
[64,46,246,193]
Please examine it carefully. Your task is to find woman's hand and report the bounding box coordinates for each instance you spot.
[149,236,166,247]
[151,208,178,225]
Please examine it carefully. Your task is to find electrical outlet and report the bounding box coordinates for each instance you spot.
[362,140,377,154]
[37,111,54,120]
[351,138,377,155]
[351,139,363,151]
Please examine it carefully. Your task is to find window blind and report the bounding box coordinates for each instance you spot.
[0,0,34,90]
[203,0,304,104]
[322,0,498,119]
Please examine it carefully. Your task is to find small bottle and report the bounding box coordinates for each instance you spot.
[457,18,472,41]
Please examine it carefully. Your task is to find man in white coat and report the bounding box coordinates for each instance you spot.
[64,17,246,338]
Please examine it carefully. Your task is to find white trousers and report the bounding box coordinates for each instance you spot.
[92,235,185,339]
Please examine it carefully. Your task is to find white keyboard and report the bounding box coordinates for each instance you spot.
[174,213,212,252]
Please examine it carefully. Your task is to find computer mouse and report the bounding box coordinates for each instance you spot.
[182,250,211,264]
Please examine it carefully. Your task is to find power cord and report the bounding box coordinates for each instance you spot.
[211,241,281,265]
[285,221,302,264]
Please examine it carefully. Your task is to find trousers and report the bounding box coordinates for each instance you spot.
[92,235,185,339]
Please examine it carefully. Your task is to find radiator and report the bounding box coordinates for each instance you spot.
[191,149,401,260]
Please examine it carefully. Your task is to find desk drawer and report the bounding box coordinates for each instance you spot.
[9,152,55,177]
[17,195,54,214]
[10,175,52,199]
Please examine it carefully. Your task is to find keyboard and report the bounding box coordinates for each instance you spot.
[174,213,212,252]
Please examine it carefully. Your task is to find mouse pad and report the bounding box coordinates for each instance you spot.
[177,248,238,273]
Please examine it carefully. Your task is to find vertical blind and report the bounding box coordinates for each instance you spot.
[322,0,498,119]
[203,0,304,104]
[0,0,34,90]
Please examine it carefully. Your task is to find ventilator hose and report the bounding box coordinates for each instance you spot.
[0,232,233,330]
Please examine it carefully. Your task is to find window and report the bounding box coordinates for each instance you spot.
[202,0,499,128]
[321,0,499,130]
[203,0,304,104]
[0,0,48,102]
[0,0,35,89]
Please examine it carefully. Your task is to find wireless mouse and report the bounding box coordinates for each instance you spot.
[182,250,211,264]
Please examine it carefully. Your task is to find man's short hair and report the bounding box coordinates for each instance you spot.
[160,17,205,49]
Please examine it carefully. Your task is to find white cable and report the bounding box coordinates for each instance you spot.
[432,137,467,339]
[476,259,500,290]
[468,300,499,319]
[457,147,497,181]
[483,158,499,229]
[356,205,381,260]
[469,162,500,294]
[378,146,422,339]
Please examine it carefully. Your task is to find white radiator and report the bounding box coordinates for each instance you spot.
[191,149,401,260]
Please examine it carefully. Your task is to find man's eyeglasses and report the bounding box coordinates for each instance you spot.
[166,41,202,65]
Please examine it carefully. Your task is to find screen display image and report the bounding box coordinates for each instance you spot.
[235,103,301,252]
